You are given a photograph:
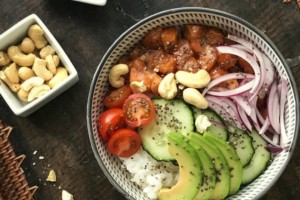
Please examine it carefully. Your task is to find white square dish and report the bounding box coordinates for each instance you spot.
[72,0,107,6]
[0,14,79,117]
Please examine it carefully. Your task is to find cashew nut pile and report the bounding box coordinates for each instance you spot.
[158,69,211,109]
[0,24,69,102]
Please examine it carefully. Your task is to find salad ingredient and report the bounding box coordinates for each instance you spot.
[45,55,57,74]
[121,148,179,200]
[175,69,210,89]
[48,67,68,88]
[139,99,194,161]
[39,45,55,59]
[228,126,255,167]
[279,77,289,148]
[158,73,178,99]
[19,37,35,54]
[98,108,125,141]
[0,71,20,92]
[161,27,179,52]
[0,51,11,66]
[46,169,57,182]
[7,46,35,67]
[189,132,230,199]
[103,85,132,108]
[32,57,53,81]
[193,107,228,140]
[108,63,129,88]
[107,128,141,157]
[182,88,208,109]
[62,190,74,200]
[204,131,242,195]
[28,24,48,49]
[130,81,147,93]
[158,132,202,200]
[142,27,163,49]
[28,84,50,101]
[242,130,271,185]
[17,89,29,102]
[4,63,19,83]
[20,76,44,91]
[195,114,211,133]
[18,67,35,81]
[123,93,155,127]
[191,139,216,200]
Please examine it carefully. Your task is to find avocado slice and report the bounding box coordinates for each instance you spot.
[189,138,216,200]
[189,132,230,200]
[204,131,243,195]
[158,132,202,200]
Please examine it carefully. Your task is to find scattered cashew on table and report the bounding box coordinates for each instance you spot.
[0,24,69,102]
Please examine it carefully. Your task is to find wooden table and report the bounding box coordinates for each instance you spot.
[1,0,300,199]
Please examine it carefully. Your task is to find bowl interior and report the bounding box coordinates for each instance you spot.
[87,8,299,200]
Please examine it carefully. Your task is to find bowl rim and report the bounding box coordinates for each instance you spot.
[87,7,300,200]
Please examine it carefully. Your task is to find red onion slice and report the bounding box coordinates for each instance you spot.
[206,79,254,96]
[267,81,280,133]
[237,104,252,131]
[202,73,254,96]
[279,77,289,148]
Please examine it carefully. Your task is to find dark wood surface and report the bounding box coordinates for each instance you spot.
[1,0,300,199]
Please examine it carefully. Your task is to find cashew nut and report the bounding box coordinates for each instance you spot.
[32,57,53,81]
[158,73,178,99]
[108,64,129,88]
[45,55,56,74]
[17,88,29,102]
[47,67,68,88]
[28,24,48,49]
[130,81,147,93]
[0,71,20,92]
[20,76,44,92]
[39,45,55,59]
[7,46,35,67]
[18,67,35,81]
[4,63,19,84]
[0,51,11,66]
[183,88,208,109]
[19,37,35,54]
[53,55,60,67]
[175,69,211,89]
[28,84,50,102]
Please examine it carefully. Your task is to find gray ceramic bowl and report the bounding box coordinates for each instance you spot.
[87,7,299,200]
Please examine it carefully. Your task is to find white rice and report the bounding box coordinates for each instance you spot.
[120,148,179,199]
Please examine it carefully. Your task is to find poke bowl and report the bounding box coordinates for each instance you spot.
[87,7,299,200]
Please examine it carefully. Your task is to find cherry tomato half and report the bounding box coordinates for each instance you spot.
[98,108,126,141]
[108,128,141,157]
[103,85,132,108]
[123,94,155,127]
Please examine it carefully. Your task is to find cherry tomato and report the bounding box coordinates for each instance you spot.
[98,108,126,141]
[161,27,178,52]
[123,94,155,127]
[107,128,141,157]
[103,85,132,108]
